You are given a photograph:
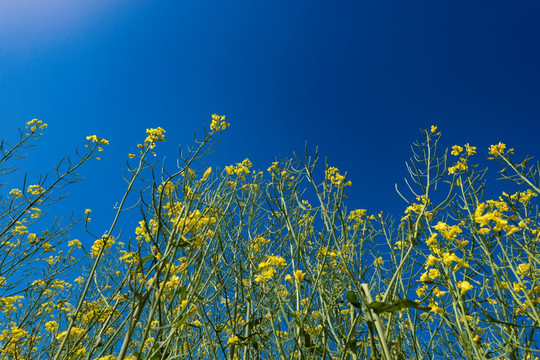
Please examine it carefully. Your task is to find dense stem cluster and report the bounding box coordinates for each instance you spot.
[0,120,539,359]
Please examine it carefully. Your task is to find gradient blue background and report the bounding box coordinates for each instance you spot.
[2,0,540,237]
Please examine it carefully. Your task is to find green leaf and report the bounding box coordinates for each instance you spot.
[346,291,363,309]
[367,299,431,314]
[142,254,154,265]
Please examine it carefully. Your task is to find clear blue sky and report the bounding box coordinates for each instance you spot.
[2,0,540,236]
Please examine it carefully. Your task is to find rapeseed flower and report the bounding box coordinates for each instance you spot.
[144,127,166,148]
[457,281,473,295]
[210,114,229,132]
[451,145,463,156]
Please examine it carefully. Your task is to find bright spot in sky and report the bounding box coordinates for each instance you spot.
[0,0,129,51]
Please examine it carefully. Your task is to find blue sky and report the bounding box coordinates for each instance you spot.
[2,0,540,237]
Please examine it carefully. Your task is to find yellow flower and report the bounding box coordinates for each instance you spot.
[477,228,490,235]
[453,258,469,271]
[504,225,520,236]
[45,321,58,332]
[74,348,87,356]
[227,335,239,345]
[27,184,44,195]
[433,287,447,297]
[90,235,115,257]
[488,142,506,156]
[457,281,473,295]
[9,188,22,198]
[26,118,47,131]
[27,233,37,243]
[68,239,82,249]
[516,263,531,276]
[420,272,432,283]
[267,255,286,267]
[96,356,116,360]
[441,252,458,266]
[464,143,476,156]
[416,285,428,297]
[426,255,440,266]
[451,145,463,156]
[513,282,525,293]
[455,239,469,249]
[210,114,230,132]
[224,159,252,180]
[429,302,444,314]
[430,125,438,133]
[426,233,438,246]
[433,222,462,240]
[428,268,440,279]
[201,167,212,181]
[326,167,348,186]
[294,270,305,283]
[86,135,109,145]
[56,327,86,340]
[144,127,166,148]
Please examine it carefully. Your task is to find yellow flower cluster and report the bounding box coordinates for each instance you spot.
[451,143,476,156]
[433,222,462,240]
[254,255,286,283]
[9,188,22,198]
[457,281,473,295]
[225,159,252,180]
[0,296,24,314]
[144,127,166,149]
[209,114,229,132]
[267,161,279,173]
[26,118,47,132]
[429,301,444,314]
[56,327,86,340]
[27,184,44,195]
[451,145,463,156]
[448,157,468,175]
[119,251,140,265]
[45,321,58,332]
[0,325,28,357]
[474,200,521,234]
[448,143,476,175]
[502,190,538,205]
[227,335,239,345]
[81,300,117,324]
[325,167,352,187]
[135,219,158,241]
[172,209,217,235]
[86,135,109,145]
[11,222,28,236]
[488,142,513,157]
[90,235,115,257]
[68,239,82,249]
[420,268,441,283]
[347,209,367,223]
[517,263,531,276]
